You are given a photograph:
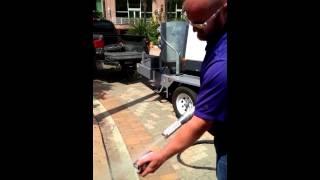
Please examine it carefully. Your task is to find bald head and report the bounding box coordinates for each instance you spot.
[183,0,224,20]
[183,0,227,41]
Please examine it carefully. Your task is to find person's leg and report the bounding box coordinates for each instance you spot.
[216,153,227,180]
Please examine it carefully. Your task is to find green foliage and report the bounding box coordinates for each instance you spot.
[147,18,160,44]
[94,11,104,19]
[127,18,160,44]
[127,20,147,36]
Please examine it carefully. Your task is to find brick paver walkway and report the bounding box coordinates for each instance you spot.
[93,78,217,180]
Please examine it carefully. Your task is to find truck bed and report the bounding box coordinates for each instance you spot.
[104,51,143,61]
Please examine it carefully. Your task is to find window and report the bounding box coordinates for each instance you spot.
[146,0,152,12]
[115,0,153,20]
[177,1,182,9]
[166,0,183,20]
[116,0,128,17]
[129,0,140,8]
[141,0,152,18]
[116,0,127,11]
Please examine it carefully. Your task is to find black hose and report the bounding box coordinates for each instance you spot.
[176,140,216,171]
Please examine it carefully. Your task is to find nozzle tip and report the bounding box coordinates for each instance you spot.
[161,133,168,138]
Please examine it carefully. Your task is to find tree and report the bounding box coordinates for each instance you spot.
[142,0,147,24]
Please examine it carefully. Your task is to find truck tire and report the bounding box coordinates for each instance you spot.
[172,86,197,118]
[120,62,137,81]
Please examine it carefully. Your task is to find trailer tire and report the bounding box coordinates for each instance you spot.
[172,86,197,118]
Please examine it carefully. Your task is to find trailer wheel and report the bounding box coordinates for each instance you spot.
[172,86,197,118]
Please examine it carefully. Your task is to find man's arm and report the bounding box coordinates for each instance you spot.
[160,115,213,160]
[136,115,213,177]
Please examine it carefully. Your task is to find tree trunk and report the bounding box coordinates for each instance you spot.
[164,0,167,21]
[143,0,147,24]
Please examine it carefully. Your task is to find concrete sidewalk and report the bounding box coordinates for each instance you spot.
[93,78,216,180]
[93,117,112,180]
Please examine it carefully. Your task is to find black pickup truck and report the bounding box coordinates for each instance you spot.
[93,19,149,76]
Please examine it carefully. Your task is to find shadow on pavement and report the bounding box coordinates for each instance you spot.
[93,79,113,100]
[94,92,158,122]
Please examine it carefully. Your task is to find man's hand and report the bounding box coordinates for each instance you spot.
[135,115,212,177]
[134,150,166,177]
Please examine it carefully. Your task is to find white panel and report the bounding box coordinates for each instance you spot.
[184,25,207,62]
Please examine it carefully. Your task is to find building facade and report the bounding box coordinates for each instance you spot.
[96,0,183,29]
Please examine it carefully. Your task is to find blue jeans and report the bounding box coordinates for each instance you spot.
[216,153,227,180]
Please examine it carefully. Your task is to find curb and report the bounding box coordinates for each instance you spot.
[93,98,140,180]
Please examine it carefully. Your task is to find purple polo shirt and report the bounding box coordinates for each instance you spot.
[194,32,227,136]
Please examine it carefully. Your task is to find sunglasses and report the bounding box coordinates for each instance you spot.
[184,4,225,30]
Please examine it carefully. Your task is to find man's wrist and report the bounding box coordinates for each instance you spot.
[159,149,170,162]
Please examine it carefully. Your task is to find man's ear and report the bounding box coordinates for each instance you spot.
[223,2,227,8]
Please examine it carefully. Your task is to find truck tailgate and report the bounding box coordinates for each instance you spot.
[104,51,143,61]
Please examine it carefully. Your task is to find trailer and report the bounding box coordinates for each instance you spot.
[137,21,207,117]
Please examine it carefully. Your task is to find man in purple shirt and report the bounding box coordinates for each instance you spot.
[136,0,227,179]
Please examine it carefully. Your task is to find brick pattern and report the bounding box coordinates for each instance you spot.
[94,80,217,180]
